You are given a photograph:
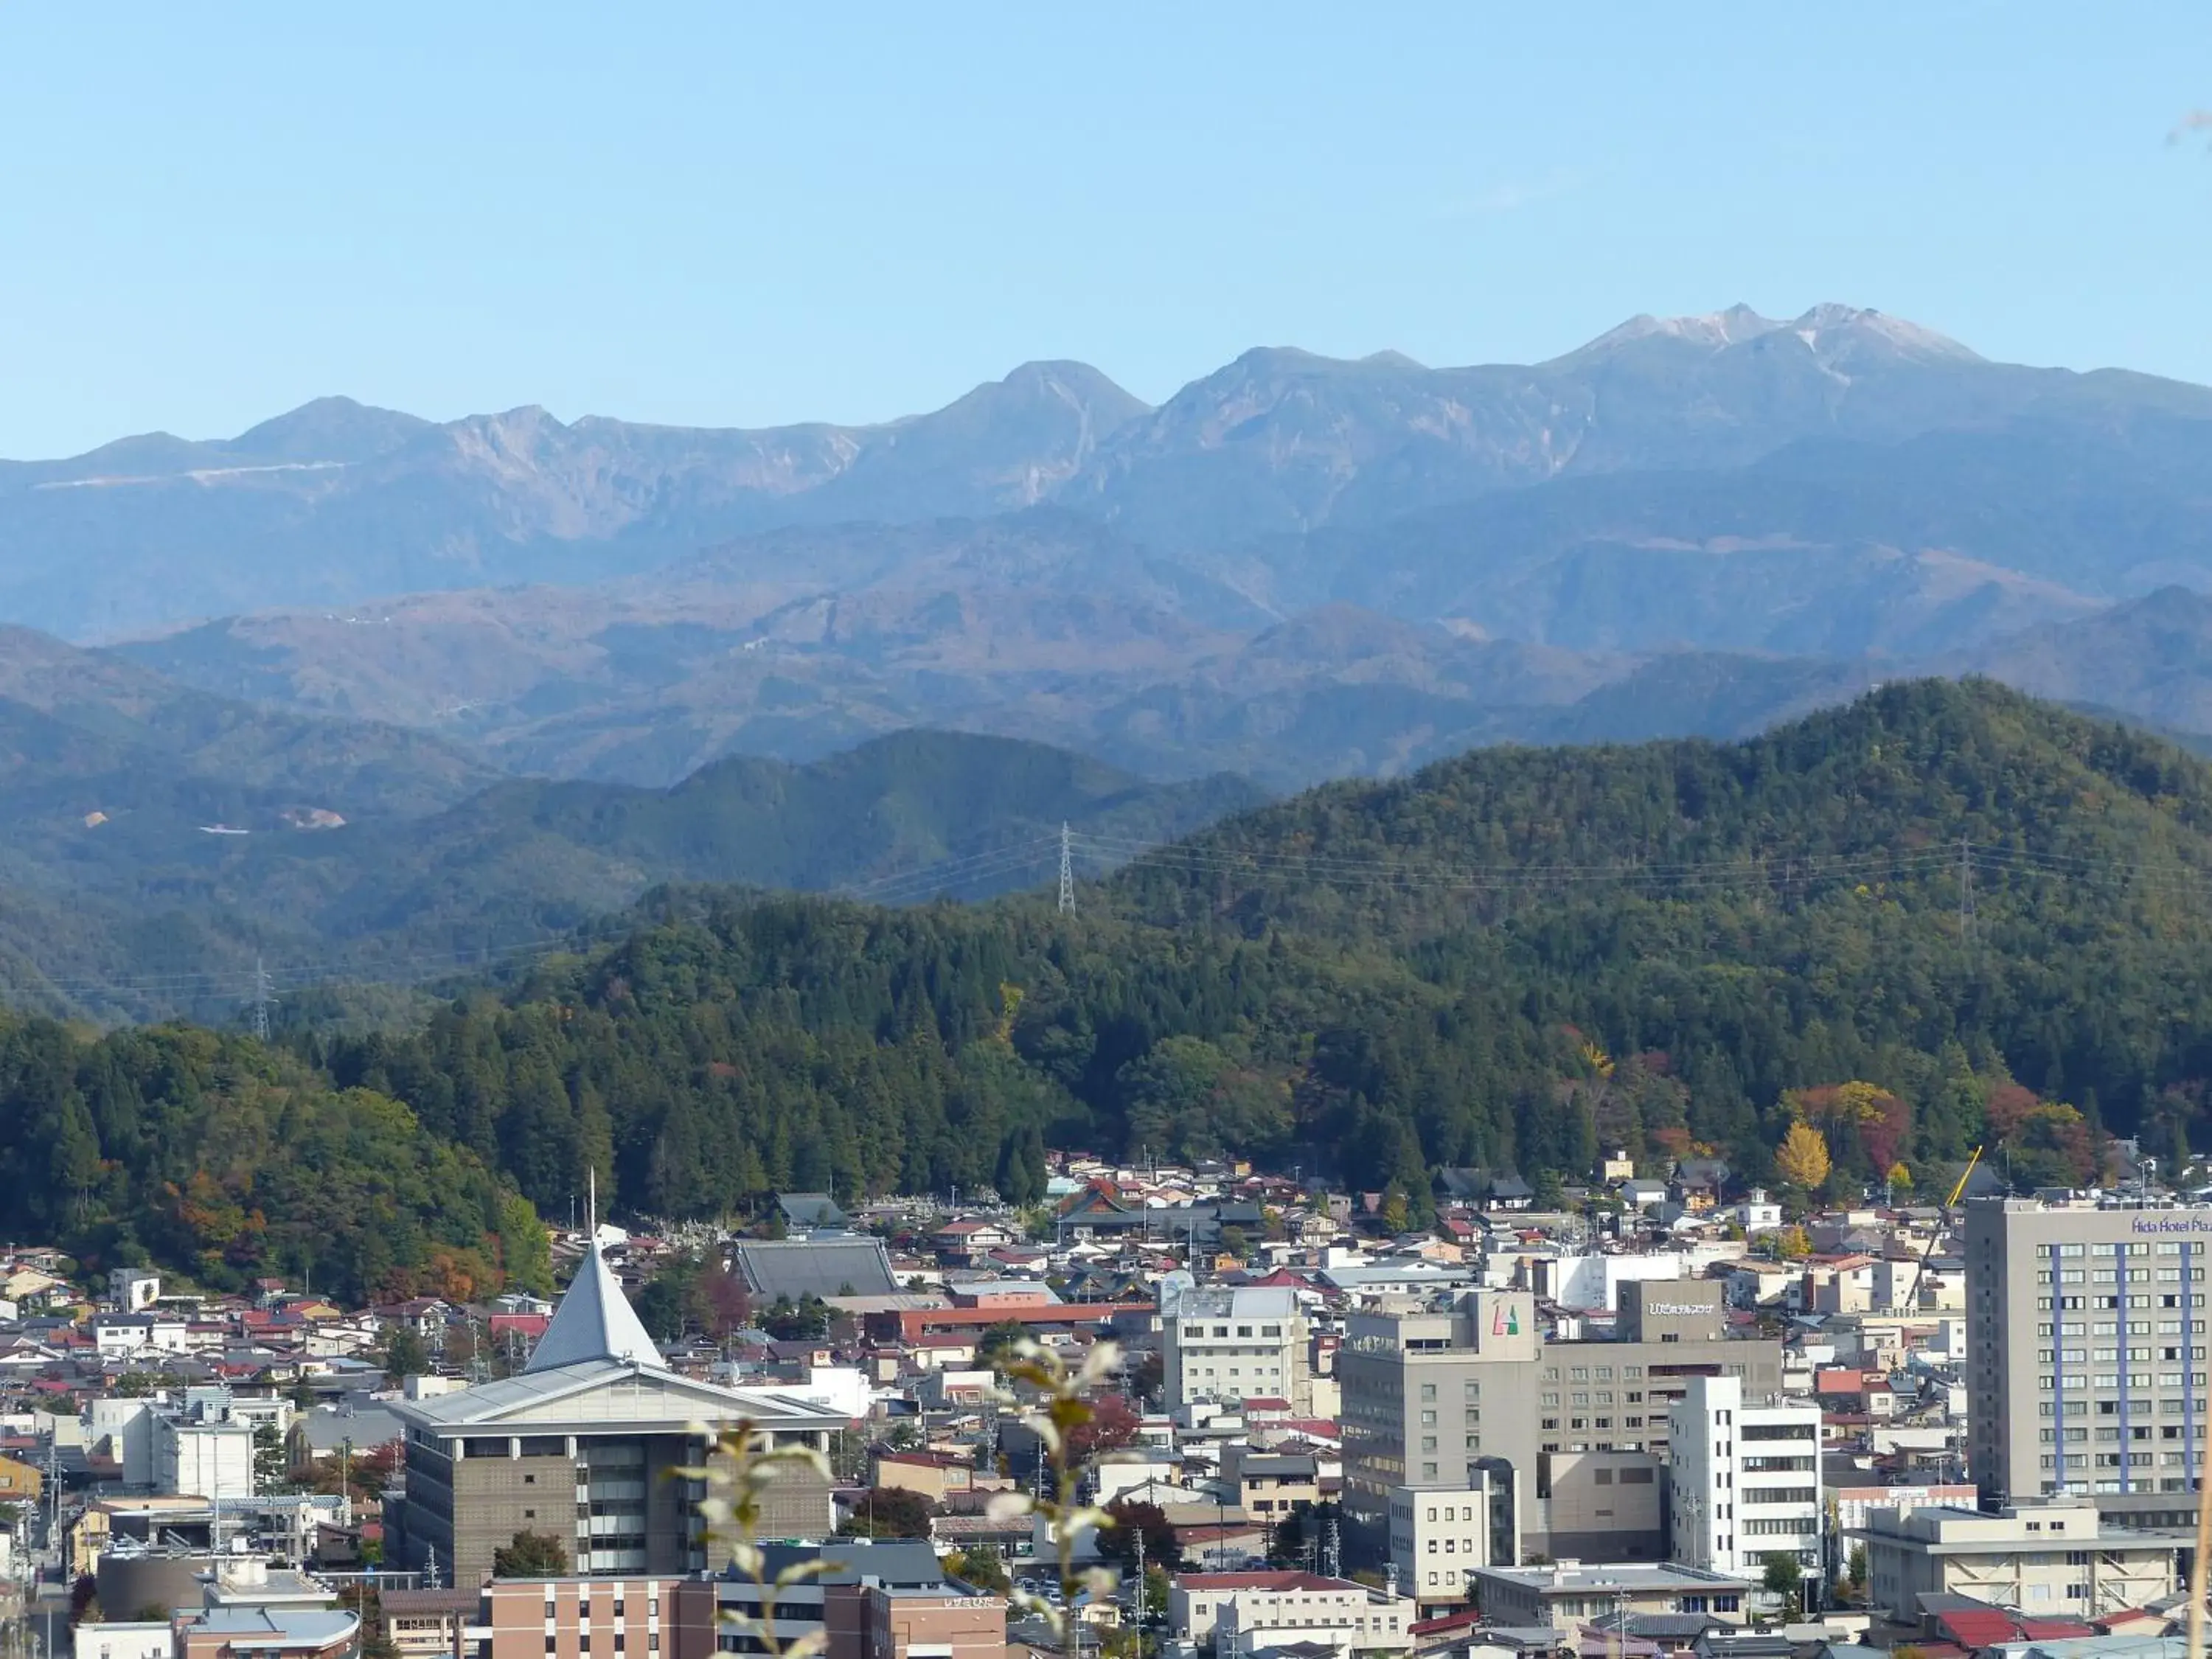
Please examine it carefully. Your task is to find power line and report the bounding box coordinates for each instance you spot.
[1071,829,1964,894]
[1959,837,1976,960]
[1,930,612,1006]
[838,835,1059,903]
[11,827,2212,1016]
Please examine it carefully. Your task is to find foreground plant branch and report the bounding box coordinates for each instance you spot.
[987,1338,1125,1652]
[682,1418,841,1659]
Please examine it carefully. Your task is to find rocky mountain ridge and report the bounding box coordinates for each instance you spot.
[13,302,2211,640]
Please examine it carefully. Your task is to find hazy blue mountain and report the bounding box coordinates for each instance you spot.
[0,721,1267,1020]
[1950,588,2212,734]
[0,624,495,820]
[1067,305,2212,546]
[0,365,1153,638]
[17,303,2212,641]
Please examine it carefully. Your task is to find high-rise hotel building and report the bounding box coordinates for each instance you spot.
[1964,1195,2212,1526]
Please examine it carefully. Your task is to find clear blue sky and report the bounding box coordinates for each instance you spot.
[2,4,2206,458]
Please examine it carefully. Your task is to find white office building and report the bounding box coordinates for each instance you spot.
[1161,1282,1310,1412]
[1388,1478,1517,1613]
[1667,1374,1823,1597]
[1169,1571,1411,1655]
[1964,1195,2212,1528]
[157,1414,257,1503]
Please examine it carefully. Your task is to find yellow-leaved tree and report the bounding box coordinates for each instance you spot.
[1775,1121,1833,1192]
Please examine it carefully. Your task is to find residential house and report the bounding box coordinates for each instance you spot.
[1223,1449,1321,1520]
[1671,1161,1733,1212]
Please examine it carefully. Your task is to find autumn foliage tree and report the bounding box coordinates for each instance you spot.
[1986,1083,2098,1187]
[1775,1123,1832,1193]
[1065,1390,1140,1461]
[1784,1082,1909,1181]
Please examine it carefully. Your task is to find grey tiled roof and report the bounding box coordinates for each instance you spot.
[734,1238,898,1301]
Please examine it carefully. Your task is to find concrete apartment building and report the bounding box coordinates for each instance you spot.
[1666,1375,1823,1596]
[1340,1289,1538,1560]
[718,1543,1004,1659]
[1466,1563,1751,1632]
[473,1577,700,1659]
[1964,1196,2212,1524]
[1341,1280,1781,1565]
[1855,1501,2190,1624]
[451,1543,1002,1659]
[159,1412,257,1505]
[1826,1480,1978,1549]
[378,1588,481,1659]
[1386,1481,1517,1613]
[88,1391,260,1498]
[72,1626,172,1659]
[1169,1571,1412,1656]
[173,1610,359,1659]
[1161,1283,1310,1413]
[387,1234,844,1585]
[1222,1448,1321,1520]
[1872,1254,1964,1313]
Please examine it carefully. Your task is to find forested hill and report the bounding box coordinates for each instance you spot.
[0,723,1263,1025]
[299,680,2212,1228]
[1109,673,2212,936]
[8,680,2212,1294]
[0,1018,550,1303]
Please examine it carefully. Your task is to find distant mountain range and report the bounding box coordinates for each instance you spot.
[10,302,2209,641]
[5,299,2212,1012]
[110,545,2212,793]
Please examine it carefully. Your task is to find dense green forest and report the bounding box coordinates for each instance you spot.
[0,1017,549,1301]
[310,681,2212,1223]
[10,679,2212,1290]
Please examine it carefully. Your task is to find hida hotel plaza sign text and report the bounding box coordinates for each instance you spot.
[2129,1214,2212,1237]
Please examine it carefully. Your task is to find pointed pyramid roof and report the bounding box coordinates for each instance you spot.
[524,1235,664,1374]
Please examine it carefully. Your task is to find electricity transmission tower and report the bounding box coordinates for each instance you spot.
[251,955,273,1042]
[1057,821,1075,916]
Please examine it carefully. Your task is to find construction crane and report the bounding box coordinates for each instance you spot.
[1905,1144,1983,1310]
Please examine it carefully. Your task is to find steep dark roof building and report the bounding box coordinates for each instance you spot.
[386,1230,843,1585]
[734,1237,899,1301]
